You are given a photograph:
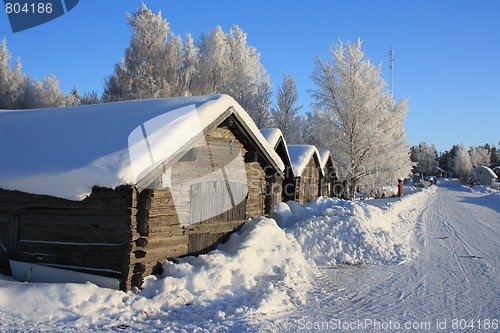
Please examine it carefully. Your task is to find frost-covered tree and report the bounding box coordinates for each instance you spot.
[411,142,438,176]
[0,39,28,109]
[250,75,273,128]
[104,4,170,101]
[469,146,490,167]
[192,25,271,126]
[309,39,412,199]
[300,107,333,147]
[271,73,303,143]
[224,25,270,122]
[192,25,230,95]
[66,85,80,106]
[180,33,197,95]
[0,38,84,110]
[453,143,473,182]
[103,4,272,123]
[80,91,102,105]
[165,31,183,96]
[25,74,66,109]
[365,97,412,196]
[439,144,459,177]
[490,144,500,166]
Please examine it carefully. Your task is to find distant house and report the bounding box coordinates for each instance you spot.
[286,145,324,205]
[436,167,449,178]
[0,95,285,291]
[318,149,342,198]
[493,166,500,179]
[468,166,498,186]
[260,128,294,203]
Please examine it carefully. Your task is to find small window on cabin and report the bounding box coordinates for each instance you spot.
[179,148,197,162]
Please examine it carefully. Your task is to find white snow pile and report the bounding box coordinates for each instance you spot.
[139,217,310,315]
[273,187,435,267]
[467,184,499,195]
[0,217,310,331]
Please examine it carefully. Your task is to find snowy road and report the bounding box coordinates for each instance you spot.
[264,181,500,332]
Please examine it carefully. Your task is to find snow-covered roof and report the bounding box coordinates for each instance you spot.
[259,128,283,148]
[470,166,498,179]
[287,145,324,177]
[0,94,284,200]
[318,149,332,169]
[259,128,292,170]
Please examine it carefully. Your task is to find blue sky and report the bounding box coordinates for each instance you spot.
[0,0,498,152]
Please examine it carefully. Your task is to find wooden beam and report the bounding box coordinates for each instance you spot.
[182,220,246,235]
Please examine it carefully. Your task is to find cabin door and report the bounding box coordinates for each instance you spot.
[0,214,18,272]
[190,181,248,224]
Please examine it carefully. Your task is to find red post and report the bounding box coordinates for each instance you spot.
[398,178,404,198]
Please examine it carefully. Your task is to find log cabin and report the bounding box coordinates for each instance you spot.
[0,95,285,291]
[286,145,324,205]
[259,128,295,203]
[318,149,342,198]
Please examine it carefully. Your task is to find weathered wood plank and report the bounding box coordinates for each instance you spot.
[187,232,230,255]
[147,224,183,236]
[132,235,188,252]
[19,227,130,244]
[182,220,246,235]
[15,243,128,271]
[147,214,179,226]
[132,244,189,264]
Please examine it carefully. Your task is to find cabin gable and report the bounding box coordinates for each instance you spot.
[125,115,283,289]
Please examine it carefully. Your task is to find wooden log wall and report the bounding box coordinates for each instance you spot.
[297,157,321,205]
[0,187,133,286]
[323,160,342,198]
[265,173,283,213]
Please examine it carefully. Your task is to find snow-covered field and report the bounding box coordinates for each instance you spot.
[1,180,498,332]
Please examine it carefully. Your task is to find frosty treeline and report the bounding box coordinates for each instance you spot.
[0,39,80,109]
[411,142,439,177]
[413,141,500,182]
[270,73,303,144]
[307,40,412,199]
[0,38,101,109]
[104,4,271,127]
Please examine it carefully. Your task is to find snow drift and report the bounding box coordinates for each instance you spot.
[139,217,310,315]
[274,187,435,266]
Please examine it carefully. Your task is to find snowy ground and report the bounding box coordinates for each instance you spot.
[0,180,498,332]
[264,180,500,332]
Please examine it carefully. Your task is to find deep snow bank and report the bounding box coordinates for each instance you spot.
[140,217,310,315]
[273,187,435,266]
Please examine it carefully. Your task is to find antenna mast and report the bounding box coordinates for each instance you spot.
[389,48,394,96]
